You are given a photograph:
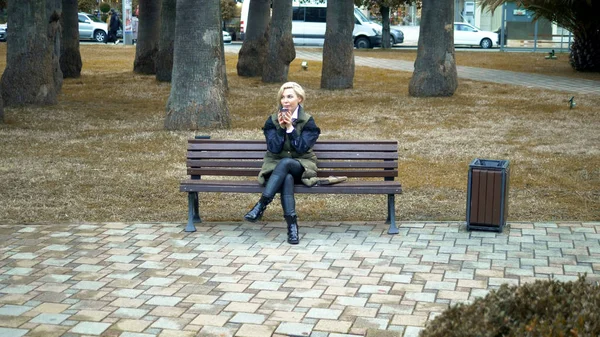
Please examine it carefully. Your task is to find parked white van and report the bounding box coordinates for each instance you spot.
[240,1,382,48]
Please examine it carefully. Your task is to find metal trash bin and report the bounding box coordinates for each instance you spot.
[466,159,510,232]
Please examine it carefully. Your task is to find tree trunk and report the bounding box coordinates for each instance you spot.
[47,0,62,81]
[236,0,270,77]
[156,0,175,82]
[134,0,161,74]
[380,6,391,49]
[262,0,294,83]
[1,0,63,106]
[570,27,600,72]
[61,0,81,78]
[409,0,457,97]
[321,0,354,89]
[0,95,4,123]
[164,0,230,130]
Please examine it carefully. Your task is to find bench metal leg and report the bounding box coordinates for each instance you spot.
[185,192,200,232]
[386,194,399,235]
[193,192,201,223]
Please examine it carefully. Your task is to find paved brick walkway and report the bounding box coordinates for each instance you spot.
[1,221,599,337]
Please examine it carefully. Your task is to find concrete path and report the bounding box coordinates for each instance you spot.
[1,221,599,337]
[226,44,600,95]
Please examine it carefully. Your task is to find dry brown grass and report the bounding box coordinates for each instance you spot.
[0,44,599,225]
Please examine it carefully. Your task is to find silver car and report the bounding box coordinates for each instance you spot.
[78,12,108,42]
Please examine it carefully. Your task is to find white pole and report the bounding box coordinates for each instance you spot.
[122,0,133,45]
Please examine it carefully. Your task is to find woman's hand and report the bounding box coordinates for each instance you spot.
[278,109,293,130]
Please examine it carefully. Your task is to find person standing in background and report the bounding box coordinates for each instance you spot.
[105,9,114,44]
[107,9,121,45]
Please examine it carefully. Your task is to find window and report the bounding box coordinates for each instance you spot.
[304,8,326,23]
[292,7,305,21]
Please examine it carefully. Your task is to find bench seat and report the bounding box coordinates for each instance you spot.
[181,180,402,194]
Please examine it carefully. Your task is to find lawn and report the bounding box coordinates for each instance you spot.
[0,44,598,225]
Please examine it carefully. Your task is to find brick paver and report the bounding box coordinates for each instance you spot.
[1,221,599,337]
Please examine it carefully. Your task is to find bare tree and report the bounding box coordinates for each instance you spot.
[321,0,355,89]
[236,0,270,77]
[164,0,230,130]
[408,0,457,97]
[134,0,161,74]
[262,0,295,83]
[61,0,82,78]
[1,0,63,106]
[156,0,175,82]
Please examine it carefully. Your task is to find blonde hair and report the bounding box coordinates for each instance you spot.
[277,82,305,109]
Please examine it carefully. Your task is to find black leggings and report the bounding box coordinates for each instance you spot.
[263,158,304,216]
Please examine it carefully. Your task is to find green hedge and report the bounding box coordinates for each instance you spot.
[99,3,111,14]
[420,276,600,337]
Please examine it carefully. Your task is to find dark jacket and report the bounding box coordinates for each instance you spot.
[257,106,321,187]
[109,13,120,33]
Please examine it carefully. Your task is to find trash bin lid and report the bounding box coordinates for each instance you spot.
[469,158,509,169]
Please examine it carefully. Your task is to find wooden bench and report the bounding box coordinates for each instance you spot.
[180,139,403,234]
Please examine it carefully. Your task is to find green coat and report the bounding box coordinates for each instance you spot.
[257,107,320,187]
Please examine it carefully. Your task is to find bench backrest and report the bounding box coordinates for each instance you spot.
[187,139,398,179]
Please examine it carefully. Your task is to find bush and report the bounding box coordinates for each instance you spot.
[99,3,111,14]
[78,0,97,13]
[420,276,600,337]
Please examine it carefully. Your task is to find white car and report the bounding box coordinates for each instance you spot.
[454,22,498,49]
[79,12,109,42]
[0,23,6,42]
[223,30,232,43]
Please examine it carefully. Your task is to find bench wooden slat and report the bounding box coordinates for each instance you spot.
[187,151,266,159]
[188,143,267,151]
[313,143,397,152]
[188,160,263,168]
[187,168,398,178]
[180,179,402,194]
[188,139,397,151]
[188,143,397,151]
[188,151,399,160]
[314,152,398,160]
[187,160,397,169]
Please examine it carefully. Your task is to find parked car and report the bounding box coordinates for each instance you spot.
[0,24,6,42]
[242,1,381,49]
[0,14,123,44]
[78,12,108,42]
[222,30,232,43]
[79,12,123,43]
[454,22,498,49]
[368,19,404,46]
[390,28,404,45]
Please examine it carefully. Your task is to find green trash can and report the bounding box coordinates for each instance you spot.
[466,159,510,232]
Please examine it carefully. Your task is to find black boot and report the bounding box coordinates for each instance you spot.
[284,215,299,244]
[244,195,272,222]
